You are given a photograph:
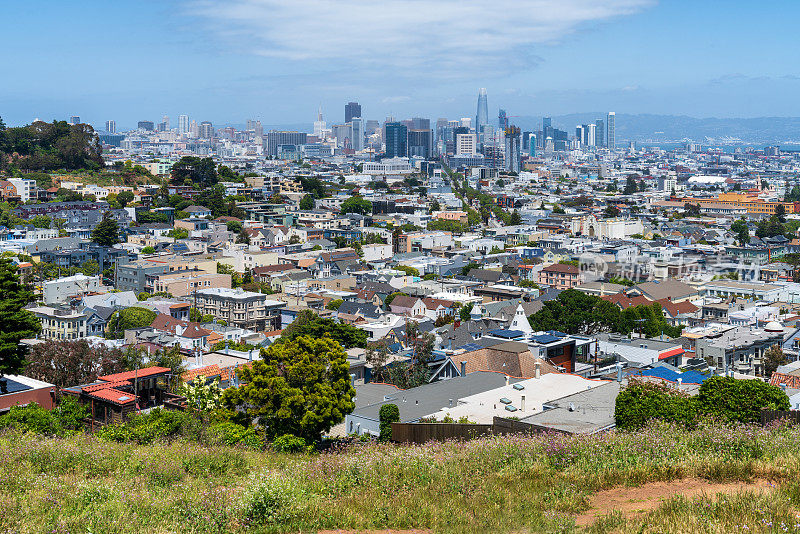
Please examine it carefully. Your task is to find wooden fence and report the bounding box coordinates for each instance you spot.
[761,409,800,426]
[390,417,557,444]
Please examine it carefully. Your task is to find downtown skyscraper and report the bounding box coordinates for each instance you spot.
[475,88,488,136]
[607,112,615,150]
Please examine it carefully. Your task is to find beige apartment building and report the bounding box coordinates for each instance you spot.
[152,271,232,298]
[193,287,286,331]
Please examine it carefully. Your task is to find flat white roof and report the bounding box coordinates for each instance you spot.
[427,374,607,424]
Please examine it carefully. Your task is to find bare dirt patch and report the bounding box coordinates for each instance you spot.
[318,531,432,534]
[574,478,776,527]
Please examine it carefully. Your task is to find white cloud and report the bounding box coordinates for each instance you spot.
[188,0,654,78]
[382,96,411,104]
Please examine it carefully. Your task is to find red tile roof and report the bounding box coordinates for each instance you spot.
[770,372,800,389]
[86,388,137,405]
[656,298,699,316]
[97,366,171,382]
[82,380,130,393]
[183,364,222,382]
[602,293,653,310]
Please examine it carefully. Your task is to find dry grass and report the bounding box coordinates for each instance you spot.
[3,420,800,533]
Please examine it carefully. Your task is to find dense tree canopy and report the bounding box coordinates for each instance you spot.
[0,259,40,377]
[528,289,683,337]
[0,119,104,171]
[107,307,158,339]
[170,156,218,187]
[222,335,355,441]
[90,212,121,247]
[280,310,368,348]
[24,340,125,391]
[339,195,372,216]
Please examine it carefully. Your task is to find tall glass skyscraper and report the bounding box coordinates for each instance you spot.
[475,88,488,134]
[607,112,616,150]
[385,122,408,158]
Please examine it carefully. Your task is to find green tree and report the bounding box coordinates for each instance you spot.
[427,219,467,233]
[698,376,790,424]
[379,404,400,441]
[623,175,638,195]
[91,211,120,247]
[116,190,134,208]
[280,310,368,348]
[459,302,474,322]
[528,289,622,335]
[299,194,315,210]
[299,176,328,199]
[107,307,158,339]
[167,228,189,239]
[222,336,355,441]
[170,156,218,187]
[340,195,372,216]
[763,345,788,378]
[29,215,51,228]
[394,265,420,277]
[0,259,41,377]
[384,291,408,307]
[141,246,155,254]
[510,210,522,225]
[236,227,251,245]
[79,259,99,276]
[325,299,344,311]
[615,380,698,430]
[731,218,750,246]
[603,205,621,218]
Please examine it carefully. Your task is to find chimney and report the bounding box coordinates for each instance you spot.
[677,377,682,389]
[448,398,453,407]
[505,375,510,386]
[460,361,467,376]
[520,395,526,412]
[616,362,624,382]
[535,361,541,379]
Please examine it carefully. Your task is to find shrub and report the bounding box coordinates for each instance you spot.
[616,376,792,430]
[96,408,193,444]
[0,397,88,436]
[379,403,400,442]
[615,380,698,430]
[238,471,303,525]
[272,434,306,453]
[206,420,265,450]
[697,376,790,424]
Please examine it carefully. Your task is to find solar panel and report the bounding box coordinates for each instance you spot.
[0,378,33,395]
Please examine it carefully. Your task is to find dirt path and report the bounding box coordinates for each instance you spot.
[574,478,776,527]
[318,530,432,533]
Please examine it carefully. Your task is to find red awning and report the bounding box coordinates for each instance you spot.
[659,347,685,360]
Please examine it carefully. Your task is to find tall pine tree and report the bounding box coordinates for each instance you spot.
[0,259,41,378]
[91,211,120,247]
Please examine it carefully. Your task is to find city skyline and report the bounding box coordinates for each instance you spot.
[4,1,800,128]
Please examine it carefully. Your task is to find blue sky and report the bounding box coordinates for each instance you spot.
[2,0,800,129]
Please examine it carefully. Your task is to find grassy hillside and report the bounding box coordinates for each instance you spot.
[3,422,800,533]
